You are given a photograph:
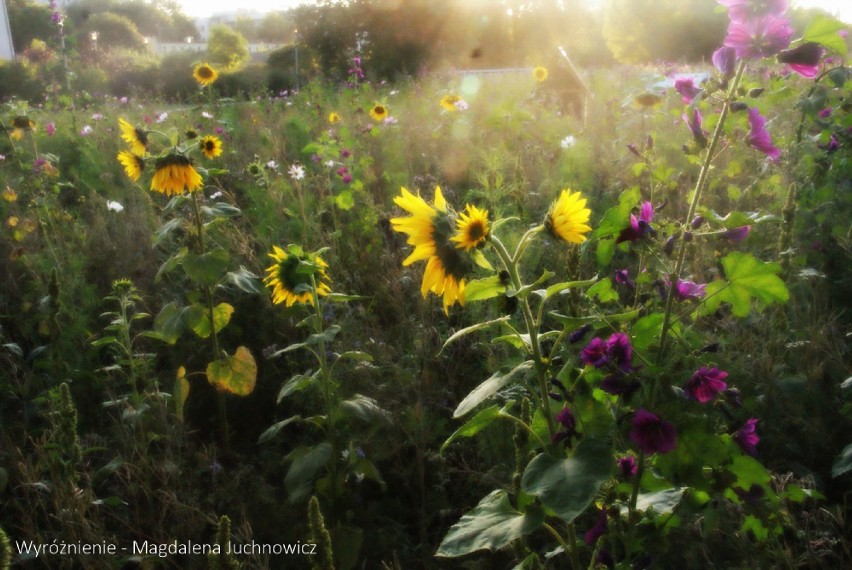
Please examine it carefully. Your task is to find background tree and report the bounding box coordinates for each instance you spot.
[207,25,250,71]
[78,12,146,56]
[7,0,56,53]
[257,12,294,44]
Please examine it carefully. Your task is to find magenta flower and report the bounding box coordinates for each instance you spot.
[568,324,592,344]
[672,278,707,301]
[614,268,635,290]
[734,418,760,456]
[712,46,738,77]
[45,122,56,136]
[683,108,707,147]
[723,15,793,59]
[342,174,353,184]
[617,201,655,243]
[605,333,633,372]
[674,77,701,104]
[747,107,781,161]
[580,337,609,368]
[551,407,577,445]
[777,42,824,78]
[818,107,832,119]
[630,409,677,454]
[618,456,638,478]
[685,366,728,403]
[722,225,752,242]
[601,372,639,396]
[583,509,608,546]
[718,0,788,20]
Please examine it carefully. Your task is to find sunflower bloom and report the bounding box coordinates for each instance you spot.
[391,186,474,313]
[452,204,489,251]
[533,66,548,82]
[200,135,223,159]
[328,112,341,123]
[193,63,219,87]
[150,154,203,197]
[117,150,145,182]
[264,245,332,307]
[440,94,462,111]
[369,104,388,122]
[546,189,592,244]
[118,118,148,155]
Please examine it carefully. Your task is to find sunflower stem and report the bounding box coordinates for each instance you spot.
[657,59,746,364]
[490,235,557,447]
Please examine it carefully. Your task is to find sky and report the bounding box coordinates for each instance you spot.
[175,0,852,23]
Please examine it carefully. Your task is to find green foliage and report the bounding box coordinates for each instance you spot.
[701,252,790,317]
[435,490,545,557]
[207,25,250,71]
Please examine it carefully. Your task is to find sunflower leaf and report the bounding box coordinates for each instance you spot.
[206,346,257,396]
[439,315,511,354]
[453,360,534,418]
[182,248,231,286]
[464,275,507,302]
[190,302,234,339]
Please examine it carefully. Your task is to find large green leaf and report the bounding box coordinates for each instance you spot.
[146,302,204,345]
[206,346,257,396]
[435,490,545,557]
[802,14,848,56]
[339,394,392,423]
[285,442,332,502]
[593,186,640,239]
[441,403,509,453]
[464,275,507,302]
[440,315,511,354]
[521,438,612,522]
[701,252,789,317]
[831,443,852,478]
[277,370,318,403]
[626,488,686,516]
[453,360,533,418]
[225,267,264,294]
[191,302,234,339]
[182,248,231,286]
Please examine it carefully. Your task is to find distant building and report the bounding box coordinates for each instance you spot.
[1,0,14,60]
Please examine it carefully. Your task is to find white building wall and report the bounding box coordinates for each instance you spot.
[0,0,15,61]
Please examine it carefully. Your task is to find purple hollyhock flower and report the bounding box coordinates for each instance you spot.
[616,201,654,243]
[672,278,707,301]
[674,77,701,104]
[747,107,781,161]
[818,107,832,119]
[45,122,56,136]
[551,407,578,445]
[777,42,823,78]
[568,323,593,344]
[685,366,728,403]
[601,372,640,396]
[712,46,738,77]
[819,134,840,153]
[630,409,677,454]
[614,268,635,290]
[724,15,793,59]
[605,332,633,372]
[683,108,708,147]
[618,455,638,478]
[580,337,609,368]
[718,0,789,20]
[722,225,751,242]
[734,418,760,456]
[583,508,608,546]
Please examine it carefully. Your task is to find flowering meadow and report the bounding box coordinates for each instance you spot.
[1,1,851,569]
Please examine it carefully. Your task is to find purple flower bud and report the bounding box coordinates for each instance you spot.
[730,102,750,112]
[777,42,824,78]
[734,418,759,456]
[568,324,593,344]
[690,215,704,229]
[645,134,654,151]
[618,455,638,477]
[712,46,738,77]
[722,225,751,242]
[684,231,693,242]
[627,143,643,158]
[664,235,678,257]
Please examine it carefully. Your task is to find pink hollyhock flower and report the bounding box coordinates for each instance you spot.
[674,76,701,104]
[712,46,738,77]
[617,201,655,243]
[685,366,728,403]
[672,278,707,301]
[777,42,824,78]
[683,108,708,147]
[45,122,56,136]
[724,15,793,59]
[630,409,677,454]
[734,418,760,456]
[718,0,788,21]
[747,107,781,161]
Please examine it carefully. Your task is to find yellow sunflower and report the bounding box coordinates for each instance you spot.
[200,135,223,159]
[193,63,219,87]
[390,186,474,313]
[12,116,35,130]
[118,118,148,156]
[634,91,663,108]
[150,154,203,197]
[117,151,145,182]
[533,66,548,82]
[264,245,332,307]
[545,189,592,244]
[451,204,490,251]
[369,104,388,122]
[328,112,341,124]
[440,94,462,111]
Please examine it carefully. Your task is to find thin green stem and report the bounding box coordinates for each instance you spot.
[657,60,747,364]
[499,412,548,450]
[490,235,557,445]
[542,522,578,570]
[628,451,646,518]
